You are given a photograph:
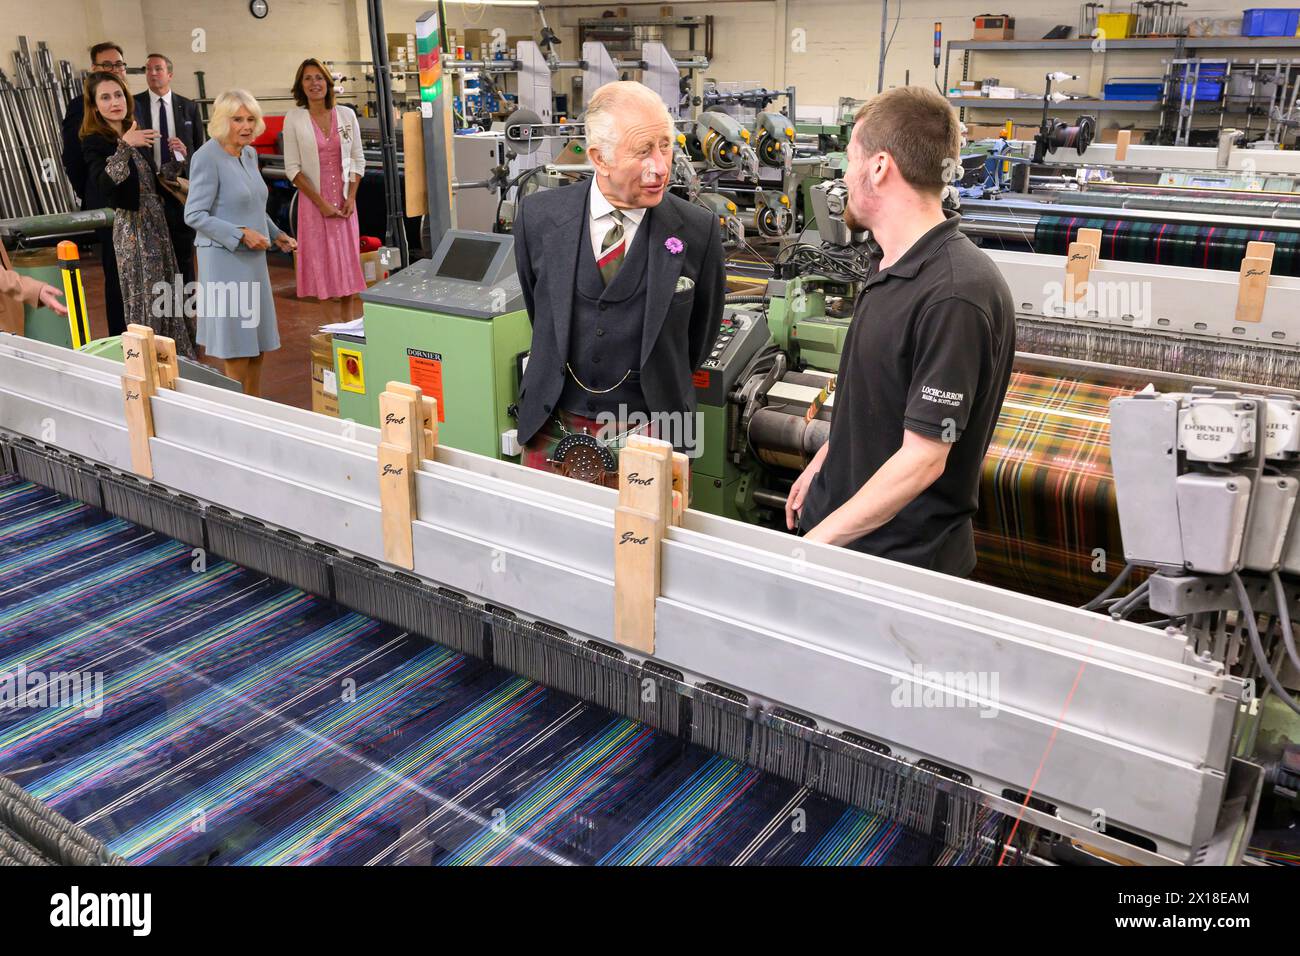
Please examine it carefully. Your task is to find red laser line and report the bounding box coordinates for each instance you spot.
[997,659,1088,866]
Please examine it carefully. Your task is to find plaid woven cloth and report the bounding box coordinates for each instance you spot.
[1037,215,1300,276]
[972,370,1136,605]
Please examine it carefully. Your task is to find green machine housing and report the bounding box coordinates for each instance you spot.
[336,230,532,459]
[333,228,846,522]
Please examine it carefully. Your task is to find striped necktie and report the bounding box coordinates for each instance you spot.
[597,209,627,286]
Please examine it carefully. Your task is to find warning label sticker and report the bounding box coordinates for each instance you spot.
[406,349,447,422]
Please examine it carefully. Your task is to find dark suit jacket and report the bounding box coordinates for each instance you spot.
[135,90,203,234]
[513,181,725,446]
[133,90,204,167]
[61,96,92,207]
[80,134,140,212]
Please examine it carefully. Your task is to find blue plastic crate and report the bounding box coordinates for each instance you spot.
[1242,8,1300,37]
[1104,78,1163,100]
[1179,79,1225,100]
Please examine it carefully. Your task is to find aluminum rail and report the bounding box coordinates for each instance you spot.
[987,248,1300,350]
[961,195,1300,233]
[0,333,1254,861]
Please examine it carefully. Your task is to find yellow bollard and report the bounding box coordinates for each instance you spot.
[56,240,90,349]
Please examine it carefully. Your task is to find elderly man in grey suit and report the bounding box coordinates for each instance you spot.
[515,81,725,485]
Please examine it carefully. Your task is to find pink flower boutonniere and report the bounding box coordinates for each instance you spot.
[664,236,684,255]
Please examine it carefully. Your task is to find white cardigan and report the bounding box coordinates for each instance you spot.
[282,105,366,191]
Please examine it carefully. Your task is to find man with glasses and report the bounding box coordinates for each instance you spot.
[60,41,130,336]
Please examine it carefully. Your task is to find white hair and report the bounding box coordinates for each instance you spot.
[584,81,674,161]
[208,89,266,142]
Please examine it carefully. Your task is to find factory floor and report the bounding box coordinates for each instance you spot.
[80,249,341,410]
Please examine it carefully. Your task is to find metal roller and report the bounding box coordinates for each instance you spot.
[748,405,830,470]
[0,37,79,218]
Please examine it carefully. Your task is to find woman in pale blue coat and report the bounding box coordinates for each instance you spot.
[185,90,296,395]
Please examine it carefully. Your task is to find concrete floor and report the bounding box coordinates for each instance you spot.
[80,248,350,411]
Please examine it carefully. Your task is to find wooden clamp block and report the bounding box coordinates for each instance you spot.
[120,325,162,478]
[377,389,421,569]
[614,444,672,654]
[670,452,691,528]
[121,375,155,479]
[123,325,179,389]
[387,382,439,461]
[1114,129,1131,162]
[1235,240,1275,325]
[1066,228,1102,302]
[154,337,179,390]
[1077,227,1103,258]
[122,325,159,394]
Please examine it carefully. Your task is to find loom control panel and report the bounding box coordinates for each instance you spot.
[361,230,525,319]
[694,308,770,405]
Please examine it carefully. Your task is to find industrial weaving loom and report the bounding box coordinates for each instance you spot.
[0,332,1262,866]
[0,474,970,866]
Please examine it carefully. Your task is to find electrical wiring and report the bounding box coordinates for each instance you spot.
[1231,571,1300,718]
[774,240,875,283]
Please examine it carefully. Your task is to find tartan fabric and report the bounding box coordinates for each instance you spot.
[972,370,1139,605]
[1036,215,1300,276]
[522,409,658,487]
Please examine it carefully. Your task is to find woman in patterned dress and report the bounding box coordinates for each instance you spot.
[80,71,196,357]
[282,58,367,314]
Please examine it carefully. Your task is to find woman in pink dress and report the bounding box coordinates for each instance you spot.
[283,58,367,315]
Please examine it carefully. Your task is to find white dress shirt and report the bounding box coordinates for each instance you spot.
[149,90,182,166]
[589,178,646,262]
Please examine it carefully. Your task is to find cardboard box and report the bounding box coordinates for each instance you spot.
[973,14,1015,40]
[360,250,390,287]
[1099,127,1146,144]
[310,332,339,417]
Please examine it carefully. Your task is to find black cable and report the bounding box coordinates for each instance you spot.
[495,162,563,232]
[774,241,875,283]
[1231,571,1300,719]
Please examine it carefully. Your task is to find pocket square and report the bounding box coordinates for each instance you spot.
[675,276,695,293]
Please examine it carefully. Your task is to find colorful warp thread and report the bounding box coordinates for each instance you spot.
[0,475,971,866]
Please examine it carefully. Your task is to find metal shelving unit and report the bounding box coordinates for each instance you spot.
[947,96,1161,111]
[577,15,712,61]
[944,33,1300,143]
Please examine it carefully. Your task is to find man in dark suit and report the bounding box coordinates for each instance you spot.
[135,53,203,291]
[513,81,725,485]
[60,41,129,336]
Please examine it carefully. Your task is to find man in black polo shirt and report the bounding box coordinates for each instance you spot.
[787,86,1015,576]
